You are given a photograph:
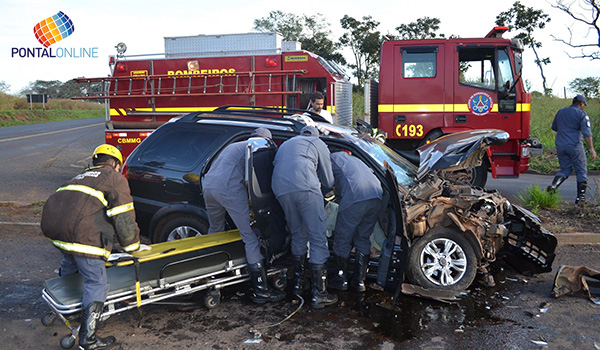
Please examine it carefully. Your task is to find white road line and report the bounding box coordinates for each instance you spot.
[0,122,104,143]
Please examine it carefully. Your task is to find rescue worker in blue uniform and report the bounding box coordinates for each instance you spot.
[272,125,338,308]
[41,144,140,350]
[547,95,597,204]
[329,150,383,292]
[202,127,285,304]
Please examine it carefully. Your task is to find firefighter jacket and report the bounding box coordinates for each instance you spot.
[41,164,140,260]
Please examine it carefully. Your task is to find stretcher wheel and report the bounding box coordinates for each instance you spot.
[272,274,287,291]
[41,312,57,326]
[60,334,76,349]
[204,290,221,309]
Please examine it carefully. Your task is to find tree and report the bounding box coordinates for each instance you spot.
[569,76,600,97]
[339,15,382,86]
[552,0,600,60]
[395,17,445,40]
[19,80,86,99]
[0,80,10,93]
[253,11,303,41]
[496,1,552,95]
[253,11,345,64]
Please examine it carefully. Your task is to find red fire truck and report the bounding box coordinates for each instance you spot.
[74,32,351,158]
[365,27,541,187]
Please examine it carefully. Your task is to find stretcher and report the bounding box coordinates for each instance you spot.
[40,230,287,349]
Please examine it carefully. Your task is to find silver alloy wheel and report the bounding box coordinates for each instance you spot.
[419,238,467,286]
[167,225,202,241]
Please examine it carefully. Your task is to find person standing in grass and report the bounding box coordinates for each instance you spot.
[547,95,597,204]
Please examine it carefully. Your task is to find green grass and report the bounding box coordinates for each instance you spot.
[0,109,103,127]
[517,184,563,214]
[530,95,600,172]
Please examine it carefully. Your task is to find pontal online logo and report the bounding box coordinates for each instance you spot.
[33,11,74,48]
[11,10,97,58]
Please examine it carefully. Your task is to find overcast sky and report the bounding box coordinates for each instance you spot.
[2,0,599,97]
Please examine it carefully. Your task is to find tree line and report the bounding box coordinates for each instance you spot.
[253,0,600,97]
[2,1,599,99]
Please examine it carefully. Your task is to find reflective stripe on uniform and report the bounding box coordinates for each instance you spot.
[57,185,108,207]
[49,238,111,259]
[122,241,140,252]
[106,202,134,217]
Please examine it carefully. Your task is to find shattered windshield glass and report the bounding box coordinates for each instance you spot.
[355,136,417,187]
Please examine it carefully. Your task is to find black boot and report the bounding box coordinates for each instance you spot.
[350,251,369,293]
[547,175,567,193]
[292,254,307,296]
[329,255,348,291]
[576,181,587,205]
[248,261,285,304]
[78,302,115,350]
[310,264,338,309]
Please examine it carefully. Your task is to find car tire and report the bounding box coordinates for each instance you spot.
[155,215,209,243]
[406,227,477,291]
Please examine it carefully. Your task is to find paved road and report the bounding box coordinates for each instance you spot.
[487,172,599,205]
[0,118,104,203]
[0,118,596,207]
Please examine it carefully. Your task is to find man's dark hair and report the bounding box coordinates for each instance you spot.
[93,154,119,167]
[310,91,325,102]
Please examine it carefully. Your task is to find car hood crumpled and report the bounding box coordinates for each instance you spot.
[416,129,509,181]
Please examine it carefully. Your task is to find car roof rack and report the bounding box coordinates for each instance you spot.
[210,105,330,123]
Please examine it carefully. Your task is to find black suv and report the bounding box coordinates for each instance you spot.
[123,106,556,293]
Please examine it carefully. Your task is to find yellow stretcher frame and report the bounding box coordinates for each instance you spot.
[40,230,287,349]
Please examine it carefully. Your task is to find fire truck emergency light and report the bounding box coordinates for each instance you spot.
[115,42,127,57]
[265,58,277,67]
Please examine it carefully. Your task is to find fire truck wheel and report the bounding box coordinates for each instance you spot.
[442,164,488,188]
[406,227,477,292]
[469,164,488,188]
[155,215,209,243]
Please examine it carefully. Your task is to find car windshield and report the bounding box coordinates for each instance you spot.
[354,135,417,187]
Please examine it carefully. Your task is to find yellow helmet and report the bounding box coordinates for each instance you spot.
[92,144,123,165]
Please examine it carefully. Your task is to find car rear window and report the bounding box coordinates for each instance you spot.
[138,125,226,171]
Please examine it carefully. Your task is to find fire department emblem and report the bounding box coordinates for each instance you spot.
[468,92,493,116]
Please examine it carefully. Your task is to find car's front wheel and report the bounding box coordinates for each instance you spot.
[406,227,477,291]
[154,215,209,243]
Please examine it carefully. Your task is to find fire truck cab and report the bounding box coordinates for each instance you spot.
[367,27,541,187]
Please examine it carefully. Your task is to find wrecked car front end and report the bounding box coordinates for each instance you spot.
[404,174,557,289]
[399,129,557,290]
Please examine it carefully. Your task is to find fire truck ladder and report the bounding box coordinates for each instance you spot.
[73,70,308,100]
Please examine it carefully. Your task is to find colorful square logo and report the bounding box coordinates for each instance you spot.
[33,11,74,48]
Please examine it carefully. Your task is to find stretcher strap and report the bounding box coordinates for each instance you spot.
[132,257,143,327]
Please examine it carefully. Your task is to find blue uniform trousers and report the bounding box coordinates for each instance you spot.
[333,198,381,258]
[556,142,588,183]
[60,253,109,308]
[277,191,329,265]
[204,188,264,265]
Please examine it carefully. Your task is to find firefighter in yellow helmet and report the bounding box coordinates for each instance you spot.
[41,144,140,350]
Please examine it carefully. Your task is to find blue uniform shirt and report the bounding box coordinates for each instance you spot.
[330,152,383,211]
[202,141,246,192]
[552,105,593,149]
[272,134,334,198]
